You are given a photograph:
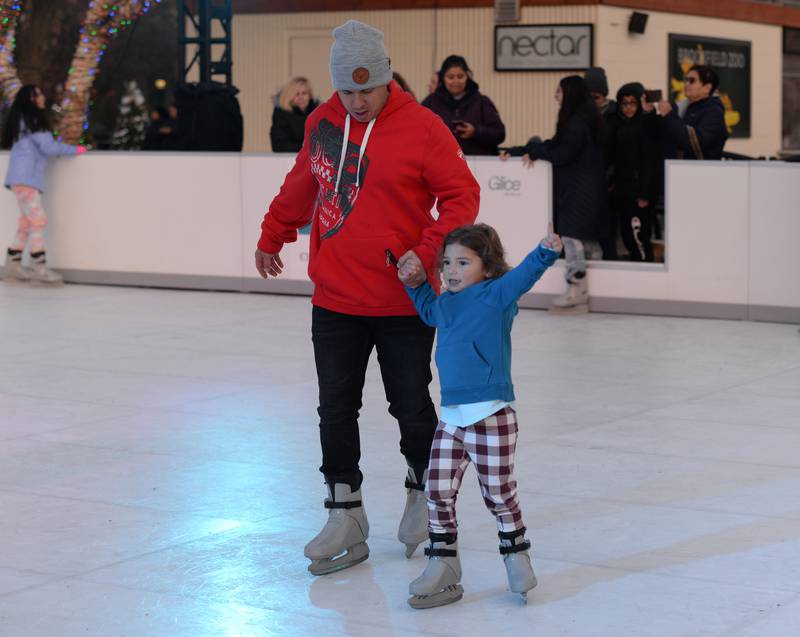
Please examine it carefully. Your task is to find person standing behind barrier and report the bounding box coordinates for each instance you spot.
[584,66,618,260]
[610,83,660,262]
[1,85,86,286]
[270,77,319,153]
[255,20,480,576]
[422,55,505,156]
[500,75,605,314]
[644,65,728,160]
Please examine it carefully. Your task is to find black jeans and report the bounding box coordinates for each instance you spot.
[311,305,438,491]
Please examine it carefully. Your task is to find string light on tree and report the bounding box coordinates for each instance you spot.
[0,1,24,106]
[58,0,163,144]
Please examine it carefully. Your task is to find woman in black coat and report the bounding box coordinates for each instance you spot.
[501,75,605,313]
[421,55,505,156]
[270,77,319,153]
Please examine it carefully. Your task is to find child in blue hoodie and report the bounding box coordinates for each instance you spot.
[2,85,86,285]
[399,222,561,609]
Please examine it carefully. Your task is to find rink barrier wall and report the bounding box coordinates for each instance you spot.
[0,153,797,324]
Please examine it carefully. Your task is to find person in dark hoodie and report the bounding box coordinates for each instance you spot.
[610,82,660,262]
[585,66,618,260]
[255,20,479,577]
[500,75,605,313]
[422,55,506,156]
[644,65,728,160]
[584,67,616,119]
[269,77,319,153]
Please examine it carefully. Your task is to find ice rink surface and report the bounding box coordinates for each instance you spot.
[1,282,799,637]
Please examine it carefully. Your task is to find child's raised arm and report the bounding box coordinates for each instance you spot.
[482,228,561,307]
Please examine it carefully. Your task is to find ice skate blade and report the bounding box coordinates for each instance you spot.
[307,542,369,576]
[408,584,464,609]
[548,303,588,315]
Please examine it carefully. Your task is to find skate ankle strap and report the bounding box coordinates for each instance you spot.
[498,527,527,541]
[324,499,362,509]
[499,539,531,555]
[404,478,424,491]
[424,546,457,558]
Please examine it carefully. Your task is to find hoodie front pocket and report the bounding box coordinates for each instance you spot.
[436,341,492,388]
[311,233,409,307]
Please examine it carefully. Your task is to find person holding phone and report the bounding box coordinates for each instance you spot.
[642,65,728,160]
[422,55,506,156]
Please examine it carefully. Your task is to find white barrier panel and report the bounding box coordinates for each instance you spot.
[0,152,797,322]
[749,163,800,311]
[240,154,309,282]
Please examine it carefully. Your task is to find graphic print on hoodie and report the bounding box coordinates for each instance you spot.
[257,81,481,317]
[308,118,370,239]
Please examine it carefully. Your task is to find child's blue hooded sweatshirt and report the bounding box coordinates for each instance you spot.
[406,243,558,406]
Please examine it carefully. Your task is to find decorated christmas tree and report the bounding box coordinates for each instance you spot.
[111,79,147,149]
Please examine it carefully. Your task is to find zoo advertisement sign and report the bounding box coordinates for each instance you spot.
[495,24,593,71]
[668,34,751,138]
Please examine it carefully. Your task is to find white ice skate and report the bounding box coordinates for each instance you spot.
[499,528,538,604]
[2,254,30,284]
[397,465,428,558]
[304,483,369,576]
[408,534,463,609]
[549,276,588,314]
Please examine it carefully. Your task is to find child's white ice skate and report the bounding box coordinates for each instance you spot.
[499,527,538,604]
[2,250,31,284]
[28,252,63,287]
[397,465,428,558]
[408,533,463,609]
[304,482,369,576]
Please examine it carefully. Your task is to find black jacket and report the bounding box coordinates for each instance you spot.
[143,118,179,151]
[663,96,728,160]
[610,83,660,201]
[270,101,318,153]
[421,80,505,156]
[508,113,605,240]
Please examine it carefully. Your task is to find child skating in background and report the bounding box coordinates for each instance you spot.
[1,85,87,285]
[398,223,562,609]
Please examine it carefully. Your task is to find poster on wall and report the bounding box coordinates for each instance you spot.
[668,34,751,138]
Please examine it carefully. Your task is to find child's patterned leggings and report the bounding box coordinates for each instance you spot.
[426,406,524,535]
[10,186,47,254]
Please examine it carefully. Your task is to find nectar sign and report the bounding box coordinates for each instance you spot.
[495,24,593,71]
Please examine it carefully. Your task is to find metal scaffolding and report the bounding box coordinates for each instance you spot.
[177,0,233,85]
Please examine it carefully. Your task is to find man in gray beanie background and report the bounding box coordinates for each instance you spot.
[255,19,480,578]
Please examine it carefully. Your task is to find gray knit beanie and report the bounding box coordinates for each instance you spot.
[329,20,392,91]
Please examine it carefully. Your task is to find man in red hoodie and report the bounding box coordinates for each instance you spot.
[255,20,479,576]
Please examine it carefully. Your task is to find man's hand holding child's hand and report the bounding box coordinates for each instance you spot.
[397,250,426,288]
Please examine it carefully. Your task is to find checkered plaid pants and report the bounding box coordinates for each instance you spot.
[426,407,524,534]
